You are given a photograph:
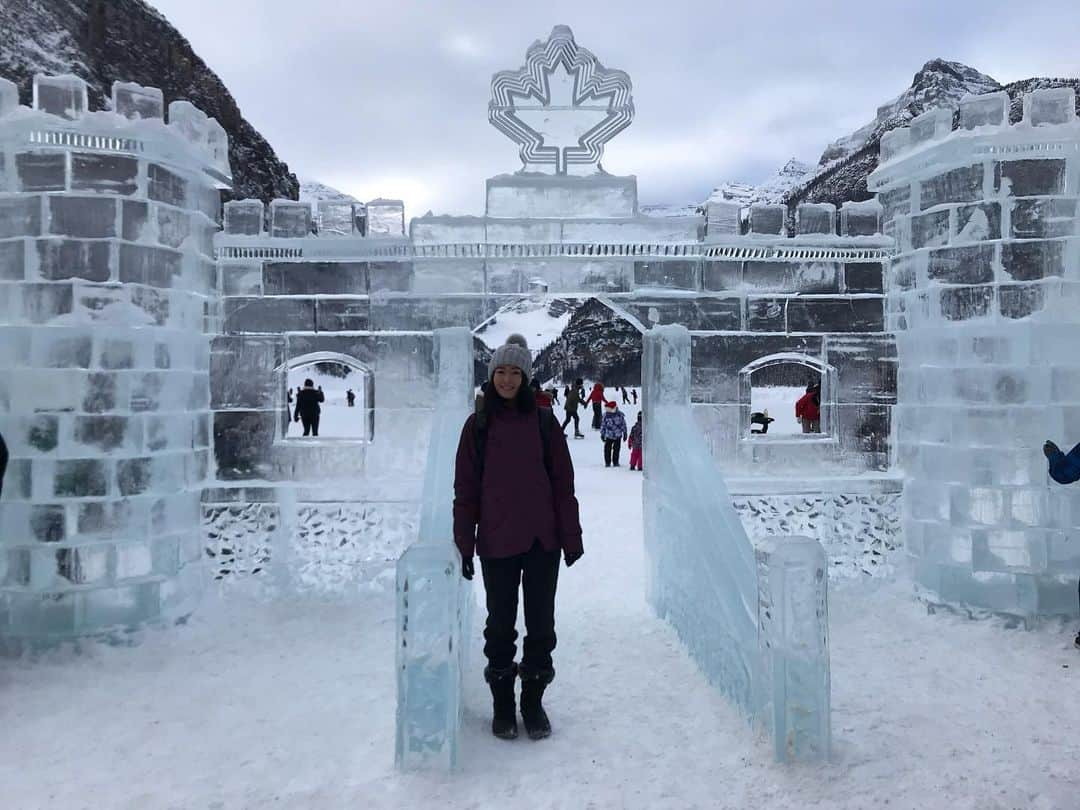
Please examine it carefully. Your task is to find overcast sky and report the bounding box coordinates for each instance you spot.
[148,0,1079,218]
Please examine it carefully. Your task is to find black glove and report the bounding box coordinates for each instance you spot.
[564,549,583,568]
[1044,440,1060,459]
[461,557,474,580]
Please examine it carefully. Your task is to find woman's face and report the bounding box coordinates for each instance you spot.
[492,365,523,400]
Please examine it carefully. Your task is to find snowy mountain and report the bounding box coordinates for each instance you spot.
[0,0,298,204]
[474,298,579,355]
[787,60,1080,208]
[818,59,1001,165]
[532,298,643,386]
[299,179,360,206]
[705,158,813,208]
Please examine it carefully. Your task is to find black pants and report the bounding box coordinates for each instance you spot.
[591,402,602,429]
[301,414,320,436]
[603,438,621,466]
[560,410,580,434]
[480,540,560,674]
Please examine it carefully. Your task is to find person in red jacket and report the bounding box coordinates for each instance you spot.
[454,333,584,741]
[795,383,821,433]
[530,378,552,408]
[586,382,609,430]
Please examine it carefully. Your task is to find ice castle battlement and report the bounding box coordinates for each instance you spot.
[0,73,229,646]
[0,74,231,189]
[867,84,1080,618]
[870,87,1080,191]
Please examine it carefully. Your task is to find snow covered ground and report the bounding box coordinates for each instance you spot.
[750,385,805,434]
[286,367,367,439]
[2,405,1079,809]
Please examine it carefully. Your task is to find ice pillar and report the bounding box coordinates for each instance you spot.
[395,327,474,770]
[642,325,830,762]
[0,78,227,647]
[872,92,1080,619]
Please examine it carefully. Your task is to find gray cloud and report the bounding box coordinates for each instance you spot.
[150,0,1080,217]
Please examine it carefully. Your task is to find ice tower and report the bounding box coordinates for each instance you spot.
[870,89,1080,617]
[0,75,229,644]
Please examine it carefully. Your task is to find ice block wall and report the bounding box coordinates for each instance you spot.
[643,325,830,762]
[0,75,228,644]
[396,327,474,771]
[870,88,1080,617]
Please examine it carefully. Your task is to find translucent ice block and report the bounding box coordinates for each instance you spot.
[909,107,952,145]
[224,200,265,236]
[1024,87,1076,127]
[33,74,87,120]
[270,200,311,238]
[396,327,474,771]
[756,536,831,762]
[168,100,209,147]
[959,92,1008,130]
[643,325,831,762]
[317,201,355,236]
[0,77,18,118]
[111,81,164,120]
[879,127,911,163]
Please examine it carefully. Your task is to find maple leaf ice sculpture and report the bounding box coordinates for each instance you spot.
[489,25,634,176]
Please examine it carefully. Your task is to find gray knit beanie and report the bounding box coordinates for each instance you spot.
[488,333,532,381]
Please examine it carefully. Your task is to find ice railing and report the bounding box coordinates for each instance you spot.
[869,86,1079,191]
[0,73,230,185]
[394,327,474,771]
[643,325,830,762]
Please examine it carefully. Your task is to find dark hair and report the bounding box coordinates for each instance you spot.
[529,378,541,391]
[304,378,314,387]
[484,372,536,419]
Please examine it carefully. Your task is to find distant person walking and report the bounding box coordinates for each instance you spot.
[621,386,630,405]
[586,382,609,430]
[549,386,560,406]
[600,401,628,467]
[795,383,821,433]
[628,412,643,471]
[561,382,584,438]
[294,379,325,436]
[631,388,638,406]
[1043,438,1080,650]
[346,389,356,407]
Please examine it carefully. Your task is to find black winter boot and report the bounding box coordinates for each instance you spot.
[484,664,518,740]
[519,667,554,740]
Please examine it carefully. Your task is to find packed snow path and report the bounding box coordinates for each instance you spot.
[2,411,1079,808]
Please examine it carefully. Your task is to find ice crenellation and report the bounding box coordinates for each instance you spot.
[0,73,230,182]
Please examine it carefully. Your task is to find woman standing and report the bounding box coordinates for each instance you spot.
[586,382,608,430]
[454,334,584,740]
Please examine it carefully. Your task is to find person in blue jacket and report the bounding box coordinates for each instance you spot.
[1044,439,1080,649]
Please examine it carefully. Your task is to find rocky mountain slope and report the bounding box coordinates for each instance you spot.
[532,298,643,386]
[0,0,298,204]
[786,61,1080,208]
[705,158,813,207]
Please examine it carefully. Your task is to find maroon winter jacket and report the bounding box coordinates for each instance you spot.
[453,402,583,560]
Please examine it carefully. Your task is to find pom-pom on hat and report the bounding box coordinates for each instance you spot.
[489,333,532,381]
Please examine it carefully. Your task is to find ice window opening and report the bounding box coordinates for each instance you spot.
[742,355,830,438]
[281,353,374,442]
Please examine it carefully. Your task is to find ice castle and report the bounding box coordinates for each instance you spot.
[0,24,1078,760]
